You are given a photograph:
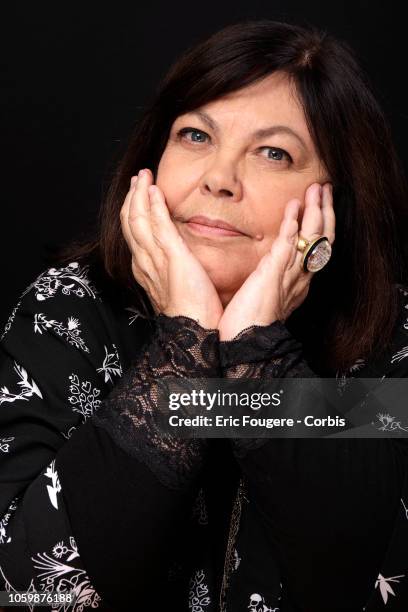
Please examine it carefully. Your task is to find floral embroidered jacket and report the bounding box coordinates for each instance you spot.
[1,258,408,612]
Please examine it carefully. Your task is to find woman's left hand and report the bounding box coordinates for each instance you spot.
[217,182,335,341]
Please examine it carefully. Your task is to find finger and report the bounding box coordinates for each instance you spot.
[268,199,301,272]
[131,169,152,216]
[120,175,156,286]
[121,175,139,223]
[294,182,325,276]
[127,171,157,252]
[121,173,166,298]
[321,183,336,245]
[148,185,186,252]
[281,199,311,277]
[120,178,139,249]
[299,182,324,241]
[128,170,153,229]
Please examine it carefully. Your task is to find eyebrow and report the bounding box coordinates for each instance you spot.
[185,110,308,150]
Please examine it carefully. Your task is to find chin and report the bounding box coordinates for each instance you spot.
[200,261,246,297]
[184,238,252,291]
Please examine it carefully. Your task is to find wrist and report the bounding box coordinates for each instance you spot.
[219,319,293,369]
[155,312,221,377]
[160,310,221,332]
[219,319,279,342]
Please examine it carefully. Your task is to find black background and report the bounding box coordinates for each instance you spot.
[1,2,406,327]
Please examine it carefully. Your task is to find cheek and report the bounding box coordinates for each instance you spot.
[254,190,289,241]
[155,152,197,214]
[155,169,181,214]
[255,179,309,240]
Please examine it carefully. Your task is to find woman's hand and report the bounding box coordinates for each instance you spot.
[120,168,224,329]
[217,182,335,341]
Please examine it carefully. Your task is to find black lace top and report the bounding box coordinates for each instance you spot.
[1,259,408,611]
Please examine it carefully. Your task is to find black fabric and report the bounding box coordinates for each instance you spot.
[57,423,240,610]
[56,420,198,609]
[0,260,236,610]
[218,283,408,612]
[1,258,408,612]
[225,438,408,612]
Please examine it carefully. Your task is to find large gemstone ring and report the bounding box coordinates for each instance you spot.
[296,235,332,272]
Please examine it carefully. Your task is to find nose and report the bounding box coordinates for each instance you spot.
[204,184,234,197]
[199,162,243,202]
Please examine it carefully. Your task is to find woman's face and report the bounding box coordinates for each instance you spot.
[156,70,330,306]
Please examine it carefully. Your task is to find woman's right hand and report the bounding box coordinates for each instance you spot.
[120,168,224,330]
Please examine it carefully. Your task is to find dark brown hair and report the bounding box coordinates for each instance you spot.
[54,18,408,373]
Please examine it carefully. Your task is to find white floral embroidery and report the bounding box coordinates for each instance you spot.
[1,300,23,342]
[96,344,122,384]
[391,345,408,364]
[61,425,78,440]
[31,536,101,610]
[0,436,15,452]
[348,358,366,373]
[1,263,98,342]
[0,497,19,544]
[375,573,405,605]
[0,361,43,405]
[335,356,367,396]
[0,274,40,341]
[68,374,101,421]
[374,413,408,433]
[189,569,211,611]
[248,592,280,611]
[44,460,62,510]
[34,313,90,353]
[32,262,98,301]
[125,305,151,325]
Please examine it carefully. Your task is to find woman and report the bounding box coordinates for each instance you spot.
[1,17,408,612]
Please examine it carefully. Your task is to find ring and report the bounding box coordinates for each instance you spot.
[296,234,332,272]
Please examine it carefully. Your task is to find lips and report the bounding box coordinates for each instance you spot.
[186,215,247,235]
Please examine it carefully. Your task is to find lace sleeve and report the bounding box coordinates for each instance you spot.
[218,322,334,460]
[219,320,316,378]
[91,313,220,490]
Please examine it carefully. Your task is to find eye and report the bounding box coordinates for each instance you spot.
[260,147,293,164]
[176,127,209,144]
[176,127,293,164]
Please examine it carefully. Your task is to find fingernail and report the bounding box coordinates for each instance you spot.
[139,169,145,178]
